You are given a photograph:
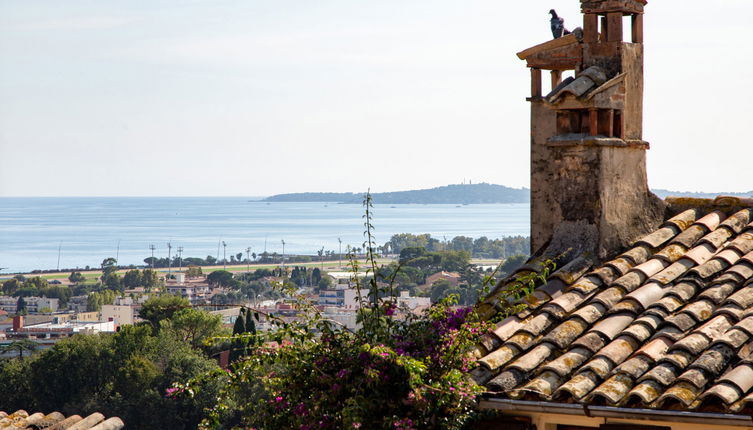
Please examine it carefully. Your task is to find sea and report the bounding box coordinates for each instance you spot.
[0,197,530,274]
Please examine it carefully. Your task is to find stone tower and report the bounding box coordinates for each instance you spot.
[518,0,665,261]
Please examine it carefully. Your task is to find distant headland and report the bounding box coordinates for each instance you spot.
[262,183,530,204]
[262,184,753,205]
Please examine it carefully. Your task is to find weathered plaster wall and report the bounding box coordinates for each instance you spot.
[531,139,665,261]
[530,101,559,253]
[621,43,643,140]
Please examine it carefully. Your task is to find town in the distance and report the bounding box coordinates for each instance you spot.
[0,232,530,359]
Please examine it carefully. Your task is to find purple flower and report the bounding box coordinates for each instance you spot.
[294,402,308,416]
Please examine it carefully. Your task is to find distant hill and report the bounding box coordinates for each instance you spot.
[651,189,753,199]
[263,183,530,204]
[263,185,751,204]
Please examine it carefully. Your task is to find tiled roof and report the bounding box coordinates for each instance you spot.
[472,205,753,414]
[0,410,124,429]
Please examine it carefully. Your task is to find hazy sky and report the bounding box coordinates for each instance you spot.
[1,0,750,197]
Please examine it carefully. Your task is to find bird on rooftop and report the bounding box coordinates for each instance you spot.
[549,9,570,39]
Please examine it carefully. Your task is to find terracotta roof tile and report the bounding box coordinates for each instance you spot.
[0,411,122,430]
[476,204,753,415]
[542,346,592,377]
[616,354,654,378]
[618,245,652,265]
[669,224,709,248]
[695,210,726,231]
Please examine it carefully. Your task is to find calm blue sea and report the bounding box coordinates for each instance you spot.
[0,198,530,274]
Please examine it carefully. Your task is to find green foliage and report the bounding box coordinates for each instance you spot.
[138,295,190,330]
[68,271,87,284]
[0,339,38,359]
[87,290,116,312]
[186,266,203,277]
[207,270,235,287]
[0,315,223,430]
[499,254,527,276]
[16,296,27,314]
[161,308,226,350]
[386,233,529,259]
[1,278,20,295]
[123,269,143,289]
[177,193,543,430]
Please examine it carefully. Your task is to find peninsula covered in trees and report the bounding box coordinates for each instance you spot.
[262,183,530,204]
[263,183,753,204]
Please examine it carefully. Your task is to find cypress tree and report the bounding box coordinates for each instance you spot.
[233,308,246,335]
[245,310,256,335]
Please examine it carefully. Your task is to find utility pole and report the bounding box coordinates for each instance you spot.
[216,239,221,264]
[246,246,251,273]
[167,242,172,276]
[222,241,227,270]
[281,239,286,268]
[338,237,342,268]
[177,246,184,272]
[320,246,325,269]
[115,240,120,266]
[56,242,62,271]
[149,244,156,269]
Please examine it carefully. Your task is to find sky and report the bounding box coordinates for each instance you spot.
[0,0,751,197]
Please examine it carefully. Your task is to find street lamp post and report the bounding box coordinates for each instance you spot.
[338,237,342,268]
[167,242,172,277]
[246,246,252,273]
[222,241,227,270]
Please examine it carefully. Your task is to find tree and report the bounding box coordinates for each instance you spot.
[500,254,528,276]
[186,266,203,277]
[230,308,256,362]
[0,339,38,359]
[141,269,160,290]
[23,276,48,290]
[317,276,334,291]
[206,270,234,288]
[101,257,118,279]
[123,269,143,289]
[68,271,86,284]
[138,295,190,330]
[2,278,20,295]
[429,279,453,303]
[161,308,225,350]
[439,250,471,272]
[398,246,428,265]
[16,296,27,314]
[236,252,243,262]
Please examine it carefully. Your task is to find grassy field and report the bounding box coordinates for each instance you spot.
[0,258,398,283]
[0,257,502,284]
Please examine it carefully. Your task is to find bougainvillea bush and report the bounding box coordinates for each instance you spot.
[177,195,548,430]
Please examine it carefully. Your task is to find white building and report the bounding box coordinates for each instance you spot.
[101,304,134,325]
[397,290,430,310]
[318,288,359,309]
[0,296,59,314]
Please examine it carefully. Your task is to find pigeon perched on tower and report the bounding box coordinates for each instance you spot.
[549,9,570,39]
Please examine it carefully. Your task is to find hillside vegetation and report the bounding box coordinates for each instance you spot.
[263,183,529,204]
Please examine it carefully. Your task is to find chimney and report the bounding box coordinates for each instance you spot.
[520,0,665,261]
[12,315,24,331]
